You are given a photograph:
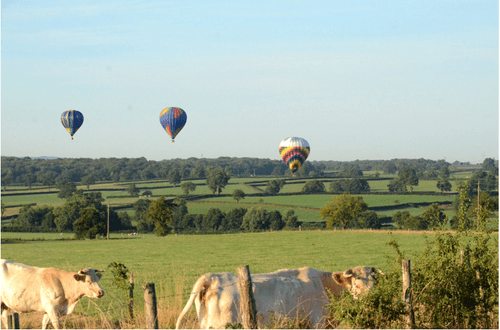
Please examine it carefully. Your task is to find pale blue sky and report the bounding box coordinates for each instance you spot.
[1,0,498,164]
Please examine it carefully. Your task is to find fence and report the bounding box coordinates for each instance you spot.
[2,261,426,329]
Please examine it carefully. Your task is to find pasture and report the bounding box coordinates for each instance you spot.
[1,176,462,228]
[1,230,445,329]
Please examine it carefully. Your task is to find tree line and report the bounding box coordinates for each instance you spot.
[3,156,496,191]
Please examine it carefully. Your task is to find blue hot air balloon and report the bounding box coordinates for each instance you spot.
[61,110,84,140]
[159,107,187,142]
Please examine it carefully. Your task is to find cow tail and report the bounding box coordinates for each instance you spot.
[175,275,210,329]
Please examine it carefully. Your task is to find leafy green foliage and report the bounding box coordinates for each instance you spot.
[232,189,245,202]
[283,209,299,229]
[127,184,140,197]
[206,167,231,195]
[328,199,499,329]
[301,180,325,194]
[57,181,77,199]
[319,193,368,229]
[329,178,370,194]
[107,262,132,291]
[73,206,106,239]
[180,181,196,195]
[264,179,285,195]
[142,196,175,236]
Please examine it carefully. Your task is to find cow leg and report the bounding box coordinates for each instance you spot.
[42,310,60,330]
[1,308,9,329]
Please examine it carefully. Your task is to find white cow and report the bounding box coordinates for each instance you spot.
[1,259,105,329]
[176,266,382,329]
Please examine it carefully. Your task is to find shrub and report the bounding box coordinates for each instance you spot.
[327,232,499,329]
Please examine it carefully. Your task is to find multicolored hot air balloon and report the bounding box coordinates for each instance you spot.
[279,137,310,173]
[159,107,187,142]
[61,110,84,140]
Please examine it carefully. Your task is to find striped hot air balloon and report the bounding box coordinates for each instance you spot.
[159,107,187,142]
[61,110,84,140]
[279,137,310,173]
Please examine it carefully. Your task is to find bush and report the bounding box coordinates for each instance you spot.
[327,232,499,329]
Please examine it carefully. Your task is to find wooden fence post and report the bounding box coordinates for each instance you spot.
[143,283,159,329]
[402,259,415,329]
[8,313,19,329]
[128,272,134,320]
[237,265,258,329]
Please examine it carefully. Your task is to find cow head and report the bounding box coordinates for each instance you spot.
[332,266,383,299]
[74,268,105,298]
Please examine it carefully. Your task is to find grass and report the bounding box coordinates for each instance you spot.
[2,229,498,328]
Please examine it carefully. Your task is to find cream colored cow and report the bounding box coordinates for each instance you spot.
[176,266,382,329]
[1,259,105,329]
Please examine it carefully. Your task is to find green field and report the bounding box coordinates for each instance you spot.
[2,230,496,328]
[0,230,438,327]
[2,175,497,231]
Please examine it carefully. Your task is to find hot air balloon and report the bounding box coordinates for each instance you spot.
[159,107,187,142]
[61,110,84,140]
[279,137,310,173]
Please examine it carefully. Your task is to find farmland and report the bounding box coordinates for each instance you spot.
[1,175,468,228]
[1,158,498,328]
[0,230,458,329]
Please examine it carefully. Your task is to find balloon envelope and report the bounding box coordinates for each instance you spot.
[279,137,310,173]
[61,110,84,140]
[159,107,187,142]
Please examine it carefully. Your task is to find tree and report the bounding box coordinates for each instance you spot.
[190,165,206,179]
[127,183,140,197]
[133,199,151,223]
[206,167,231,195]
[232,189,245,202]
[420,203,447,230]
[438,164,450,180]
[13,205,56,232]
[319,193,368,229]
[168,168,182,187]
[356,211,381,229]
[398,166,419,192]
[81,175,96,190]
[340,178,370,194]
[283,209,299,229]
[202,207,225,231]
[224,208,247,231]
[74,206,106,239]
[53,191,106,232]
[467,191,497,231]
[41,174,56,191]
[171,198,189,233]
[450,183,473,232]
[383,162,398,174]
[436,179,452,193]
[265,179,285,195]
[57,182,77,199]
[301,180,325,194]
[387,177,407,193]
[392,211,412,229]
[482,157,496,171]
[180,181,196,195]
[269,210,285,231]
[338,164,363,177]
[142,196,175,236]
[329,180,344,193]
[241,207,269,232]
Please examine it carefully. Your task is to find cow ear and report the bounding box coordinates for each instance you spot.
[96,272,103,279]
[332,272,348,286]
[74,274,85,282]
[78,269,84,275]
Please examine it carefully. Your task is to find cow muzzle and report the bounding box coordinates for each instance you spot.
[97,290,105,298]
